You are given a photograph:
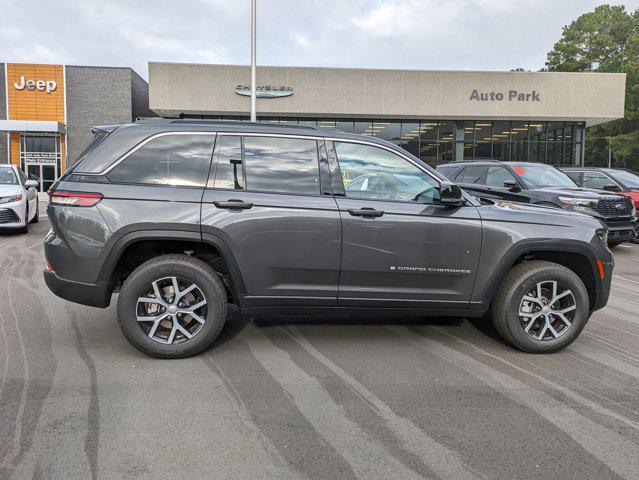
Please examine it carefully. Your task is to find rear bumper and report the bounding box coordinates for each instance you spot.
[43,269,113,308]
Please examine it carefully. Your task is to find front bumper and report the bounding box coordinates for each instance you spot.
[0,201,26,228]
[604,217,636,243]
[44,269,113,308]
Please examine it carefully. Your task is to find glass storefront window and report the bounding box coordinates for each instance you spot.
[400,122,420,157]
[335,120,354,133]
[370,121,401,145]
[419,142,438,166]
[199,116,584,166]
[354,121,372,135]
[298,119,318,127]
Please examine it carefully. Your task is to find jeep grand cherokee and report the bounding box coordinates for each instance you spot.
[43,119,613,358]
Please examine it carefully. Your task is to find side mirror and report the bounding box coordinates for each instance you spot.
[602,184,621,192]
[439,181,464,207]
[503,180,521,192]
[25,179,39,188]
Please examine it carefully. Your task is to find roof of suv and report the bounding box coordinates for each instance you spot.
[71,117,418,175]
[440,160,550,167]
[132,117,383,142]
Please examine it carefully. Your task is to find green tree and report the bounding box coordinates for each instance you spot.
[545,4,639,170]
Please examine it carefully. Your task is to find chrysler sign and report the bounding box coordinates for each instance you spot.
[235,84,293,98]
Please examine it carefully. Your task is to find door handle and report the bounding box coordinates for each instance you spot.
[213,199,253,210]
[348,208,384,218]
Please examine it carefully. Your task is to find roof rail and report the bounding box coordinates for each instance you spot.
[134,117,321,130]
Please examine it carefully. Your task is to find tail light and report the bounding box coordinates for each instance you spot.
[49,191,103,207]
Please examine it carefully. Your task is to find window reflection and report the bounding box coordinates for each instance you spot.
[214,136,244,189]
[107,134,215,187]
[244,136,320,195]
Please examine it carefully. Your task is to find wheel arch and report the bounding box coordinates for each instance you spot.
[479,240,599,311]
[97,230,247,306]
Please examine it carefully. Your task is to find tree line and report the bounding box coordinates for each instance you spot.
[543,4,639,170]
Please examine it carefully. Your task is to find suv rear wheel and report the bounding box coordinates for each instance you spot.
[492,260,589,353]
[117,254,227,358]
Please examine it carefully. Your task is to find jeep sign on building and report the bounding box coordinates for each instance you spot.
[149,63,626,166]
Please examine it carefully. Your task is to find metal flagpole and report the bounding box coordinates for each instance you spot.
[250,0,257,122]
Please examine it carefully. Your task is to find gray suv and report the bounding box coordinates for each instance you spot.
[44,119,613,358]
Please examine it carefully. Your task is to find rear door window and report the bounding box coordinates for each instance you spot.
[107,134,215,187]
[583,171,615,190]
[563,171,583,185]
[454,166,485,184]
[243,136,320,195]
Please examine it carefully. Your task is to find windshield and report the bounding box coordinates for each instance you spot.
[511,164,577,188]
[0,167,18,185]
[611,170,639,189]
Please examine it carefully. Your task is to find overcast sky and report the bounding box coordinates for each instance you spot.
[1,0,639,79]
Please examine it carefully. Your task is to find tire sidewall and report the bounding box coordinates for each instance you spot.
[118,259,225,358]
[504,266,589,352]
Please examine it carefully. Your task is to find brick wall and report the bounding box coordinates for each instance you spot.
[65,66,136,165]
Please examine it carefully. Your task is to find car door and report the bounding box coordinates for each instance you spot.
[201,133,341,307]
[329,140,482,310]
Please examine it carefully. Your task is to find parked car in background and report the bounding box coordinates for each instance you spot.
[561,166,639,242]
[436,160,636,247]
[0,164,39,233]
[44,119,614,358]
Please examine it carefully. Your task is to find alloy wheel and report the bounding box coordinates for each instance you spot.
[518,280,576,341]
[136,276,207,344]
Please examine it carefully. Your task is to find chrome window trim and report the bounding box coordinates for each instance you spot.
[85,131,217,176]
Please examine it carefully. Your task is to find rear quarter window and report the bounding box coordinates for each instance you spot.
[106,133,215,187]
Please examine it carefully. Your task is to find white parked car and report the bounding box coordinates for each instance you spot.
[0,164,39,233]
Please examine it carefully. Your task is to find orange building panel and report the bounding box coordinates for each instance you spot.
[6,63,65,122]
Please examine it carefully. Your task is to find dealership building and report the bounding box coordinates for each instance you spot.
[2,61,626,190]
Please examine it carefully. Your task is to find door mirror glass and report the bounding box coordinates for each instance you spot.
[439,181,464,207]
[602,184,622,192]
[25,179,39,188]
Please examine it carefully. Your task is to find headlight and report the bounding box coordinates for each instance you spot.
[596,228,608,245]
[559,196,596,212]
[0,194,22,204]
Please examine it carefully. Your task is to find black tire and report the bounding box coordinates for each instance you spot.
[30,198,39,223]
[492,260,590,353]
[607,241,623,248]
[117,254,228,359]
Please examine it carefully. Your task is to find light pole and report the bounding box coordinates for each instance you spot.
[250,0,257,122]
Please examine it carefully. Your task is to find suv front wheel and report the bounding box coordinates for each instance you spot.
[117,254,228,358]
[492,260,590,353]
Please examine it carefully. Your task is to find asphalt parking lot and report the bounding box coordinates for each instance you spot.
[1,216,639,480]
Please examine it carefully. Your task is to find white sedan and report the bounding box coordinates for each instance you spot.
[0,164,39,233]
